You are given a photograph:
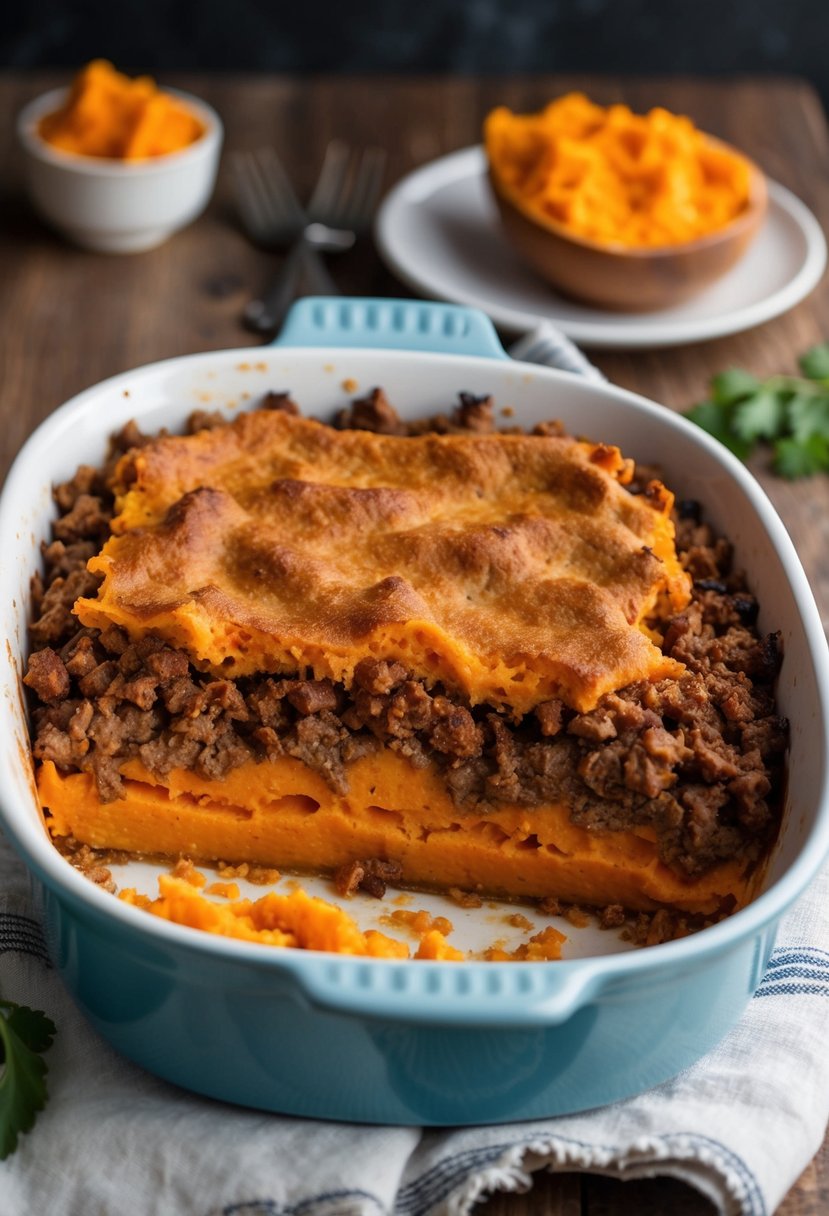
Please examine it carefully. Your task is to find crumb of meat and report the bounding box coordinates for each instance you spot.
[531,419,566,437]
[186,409,228,433]
[24,647,70,702]
[51,835,123,893]
[644,908,680,945]
[336,387,405,435]
[452,392,495,432]
[353,657,408,696]
[620,906,713,946]
[599,903,627,929]
[333,857,404,899]
[537,896,563,917]
[260,391,300,415]
[535,699,565,737]
[81,864,115,893]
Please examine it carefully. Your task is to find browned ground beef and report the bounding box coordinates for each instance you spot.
[25,394,787,880]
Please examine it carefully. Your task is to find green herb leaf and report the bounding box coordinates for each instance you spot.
[787,393,829,442]
[798,344,829,381]
[0,1004,55,1159]
[732,389,786,443]
[3,1006,56,1056]
[685,345,829,478]
[710,368,761,407]
[685,400,751,459]
[773,434,829,479]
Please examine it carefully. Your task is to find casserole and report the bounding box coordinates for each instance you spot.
[1,296,827,1125]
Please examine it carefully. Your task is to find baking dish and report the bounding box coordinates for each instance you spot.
[1,297,827,1126]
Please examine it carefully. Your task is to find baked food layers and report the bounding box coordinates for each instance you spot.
[77,408,689,712]
[26,392,787,920]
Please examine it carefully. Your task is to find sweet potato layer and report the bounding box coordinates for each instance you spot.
[38,749,761,915]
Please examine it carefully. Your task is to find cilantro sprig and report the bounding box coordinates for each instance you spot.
[0,999,56,1158]
[685,344,829,478]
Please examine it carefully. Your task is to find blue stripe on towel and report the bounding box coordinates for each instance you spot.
[0,911,49,964]
[755,947,829,999]
[222,1192,387,1216]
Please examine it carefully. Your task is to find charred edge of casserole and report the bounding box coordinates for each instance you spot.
[24,392,788,882]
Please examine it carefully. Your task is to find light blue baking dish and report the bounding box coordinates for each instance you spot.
[1,297,827,1125]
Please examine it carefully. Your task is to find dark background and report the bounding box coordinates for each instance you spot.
[2,0,828,104]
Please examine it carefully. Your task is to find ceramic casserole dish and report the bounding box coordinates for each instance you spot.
[1,297,827,1126]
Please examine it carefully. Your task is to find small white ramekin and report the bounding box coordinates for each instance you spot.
[16,86,223,253]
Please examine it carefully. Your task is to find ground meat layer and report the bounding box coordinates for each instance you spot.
[25,395,787,882]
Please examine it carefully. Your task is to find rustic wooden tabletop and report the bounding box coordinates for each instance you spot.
[1,71,828,1214]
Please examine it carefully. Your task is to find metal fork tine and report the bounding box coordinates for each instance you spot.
[346,147,386,229]
[236,151,285,238]
[230,152,270,243]
[234,138,385,334]
[253,147,306,230]
[307,141,351,220]
[337,148,370,230]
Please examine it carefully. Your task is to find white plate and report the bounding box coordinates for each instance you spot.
[375,146,827,350]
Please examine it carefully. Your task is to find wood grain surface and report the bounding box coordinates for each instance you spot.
[1,71,827,1215]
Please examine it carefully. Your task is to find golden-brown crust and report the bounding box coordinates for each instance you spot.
[76,411,691,714]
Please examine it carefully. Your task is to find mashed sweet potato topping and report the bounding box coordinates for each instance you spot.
[485,92,754,247]
[76,410,689,716]
[38,59,204,160]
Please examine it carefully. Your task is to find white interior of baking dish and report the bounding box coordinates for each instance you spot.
[1,347,827,962]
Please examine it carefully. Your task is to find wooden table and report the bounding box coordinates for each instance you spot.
[2,71,828,1214]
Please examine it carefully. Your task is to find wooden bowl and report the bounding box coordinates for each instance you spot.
[489,144,768,312]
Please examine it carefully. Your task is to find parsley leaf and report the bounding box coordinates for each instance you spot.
[732,389,786,443]
[799,344,829,381]
[774,434,829,479]
[0,1001,56,1159]
[788,393,829,442]
[685,400,751,459]
[5,1005,56,1056]
[685,347,829,477]
[710,368,761,407]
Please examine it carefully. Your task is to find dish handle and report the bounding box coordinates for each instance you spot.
[285,957,605,1028]
[272,296,510,360]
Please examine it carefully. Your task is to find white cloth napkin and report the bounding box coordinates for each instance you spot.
[2,829,828,1216]
[4,327,827,1216]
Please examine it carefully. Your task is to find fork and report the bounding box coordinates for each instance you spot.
[232,147,346,326]
[233,142,386,335]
